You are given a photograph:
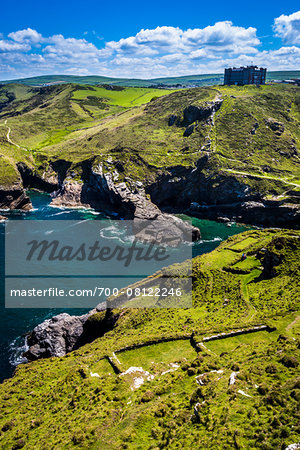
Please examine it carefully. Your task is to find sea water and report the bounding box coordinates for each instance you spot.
[0,191,250,381]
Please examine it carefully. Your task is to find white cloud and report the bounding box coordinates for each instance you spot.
[0,40,30,52]
[106,22,260,56]
[0,14,299,80]
[183,21,259,48]
[8,28,43,44]
[273,11,300,44]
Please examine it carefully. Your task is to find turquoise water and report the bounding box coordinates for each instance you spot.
[0,191,250,381]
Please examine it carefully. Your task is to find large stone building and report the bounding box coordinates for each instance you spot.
[224,65,267,86]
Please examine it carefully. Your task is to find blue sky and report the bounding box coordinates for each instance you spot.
[0,0,299,80]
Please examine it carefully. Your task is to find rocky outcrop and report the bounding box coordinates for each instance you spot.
[145,159,299,229]
[251,122,259,134]
[48,153,299,231]
[0,184,32,210]
[17,162,59,193]
[265,118,285,135]
[260,249,282,278]
[190,200,299,228]
[25,313,89,360]
[147,162,251,210]
[183,125,194,137]
[24,305,118,361]
[50,180,89,208]
[168,114,177,126]
[182,100,223,126]
[50,164,201,243]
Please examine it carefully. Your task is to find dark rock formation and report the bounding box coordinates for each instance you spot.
[251,122,259,134]
[24,305,118,361]
[50,181,89,208]
[25,313,89,360]
[99,84,125,91]
[182,100,222,126]
[17,162,59,193]
[183,125,194,137]
[50,164,201,244]
[168,114,177,126]
[190,200,299,229]
[0,185,32,210]
[265,118,285,135]
[145,159,299,229]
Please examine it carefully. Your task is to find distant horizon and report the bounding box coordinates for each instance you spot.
[2,69,300,84]
[1,72,224,82]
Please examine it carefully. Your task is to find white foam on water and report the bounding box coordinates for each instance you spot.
[9,336,28,367]
[197,237,222,244]
[48,210,74,217]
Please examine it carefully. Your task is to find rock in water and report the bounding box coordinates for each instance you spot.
[50,173,201,245]
[24,309,119,361]
[50,181,89,208]
[0,185,32,210]
[24,313,89,360]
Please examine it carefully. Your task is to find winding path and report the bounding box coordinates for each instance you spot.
[4,120,21,148]
[224,168,300,189]
[0,119,28,151]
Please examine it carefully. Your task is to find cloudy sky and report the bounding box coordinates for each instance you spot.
[0,1,299,80]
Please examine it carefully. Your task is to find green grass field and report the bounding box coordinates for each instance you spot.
[71,86,176,106]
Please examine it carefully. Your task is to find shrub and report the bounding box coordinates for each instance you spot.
[280,355,299,368]
[12,440,26,450]
[265,364,278,374]
[141,391,155,402]
[1,420,15,432]
[257,383,268,395]
[190,388,204,405]
[280,426,290,438]
[291,390,300,401]
[72,431,85,444]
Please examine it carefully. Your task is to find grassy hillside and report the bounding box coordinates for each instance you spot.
[38,84,300,197]
[0,229,299,449]
[0,83,175,156]
[0,83,299,211]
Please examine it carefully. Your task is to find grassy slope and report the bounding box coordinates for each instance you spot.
[209,85,300,193]
[0,229,299,449]
[0,83,174,145]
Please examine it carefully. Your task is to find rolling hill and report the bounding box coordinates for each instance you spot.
[1,70,300,88]
[0,82,299,227]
